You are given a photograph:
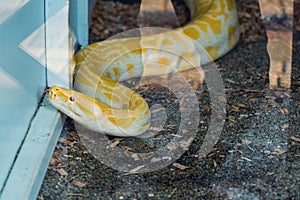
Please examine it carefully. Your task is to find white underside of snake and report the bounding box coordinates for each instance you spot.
[48,0,240,137]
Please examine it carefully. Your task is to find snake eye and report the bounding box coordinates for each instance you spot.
[69,96,75,102]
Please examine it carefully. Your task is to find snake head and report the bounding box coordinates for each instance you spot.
[48,85,150,136]
[48,85,101,125]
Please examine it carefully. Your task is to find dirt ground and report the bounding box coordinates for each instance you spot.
[38,0,300,199]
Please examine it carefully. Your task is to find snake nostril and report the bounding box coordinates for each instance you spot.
[50,93,56,100]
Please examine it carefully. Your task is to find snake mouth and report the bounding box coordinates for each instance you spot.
[43,88,50,94]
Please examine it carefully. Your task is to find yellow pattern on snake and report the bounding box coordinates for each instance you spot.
[49,0,239,137]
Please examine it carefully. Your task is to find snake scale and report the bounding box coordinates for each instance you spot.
[48,0,239,137]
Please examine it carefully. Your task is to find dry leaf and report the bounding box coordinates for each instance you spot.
[290,136,300,142]
[278,108,289,115]
[228,116,237,123]
[272,148,286,155]
[50,158,57,166]
[203,105,211,111]
[66,193,88,198]
[63,154,73,158]
[37,195,44,200]
[172,162,189,170]
[122,145,135,152]
[82,150,90,155]
[229,102,249,109]
[107,139,121,149]
[57,168,68,176]
[129,165,145,173]
[225,78,237,84]
[213,160,217,168]
[58,138,67,144]
[71,180,86,188]
[241,157,252,162]
[283,123,289,128]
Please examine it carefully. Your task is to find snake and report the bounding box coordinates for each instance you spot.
[48,0,239,137]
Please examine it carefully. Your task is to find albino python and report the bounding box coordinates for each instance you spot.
[48,0,239,137]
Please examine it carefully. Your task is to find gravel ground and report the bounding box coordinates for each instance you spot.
[38,0,300,199]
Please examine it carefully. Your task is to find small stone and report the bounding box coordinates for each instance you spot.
[264,150,271,154]
[148,193,155,197]
[275,97,283,103]
[199,120,205,125]
[182,129,188,134]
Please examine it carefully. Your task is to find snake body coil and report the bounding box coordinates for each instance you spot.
[49,0,239,137]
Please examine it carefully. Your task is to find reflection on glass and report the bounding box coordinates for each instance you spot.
[0,0,29,25]
[19,5,73,86]
[259,0,294,89]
